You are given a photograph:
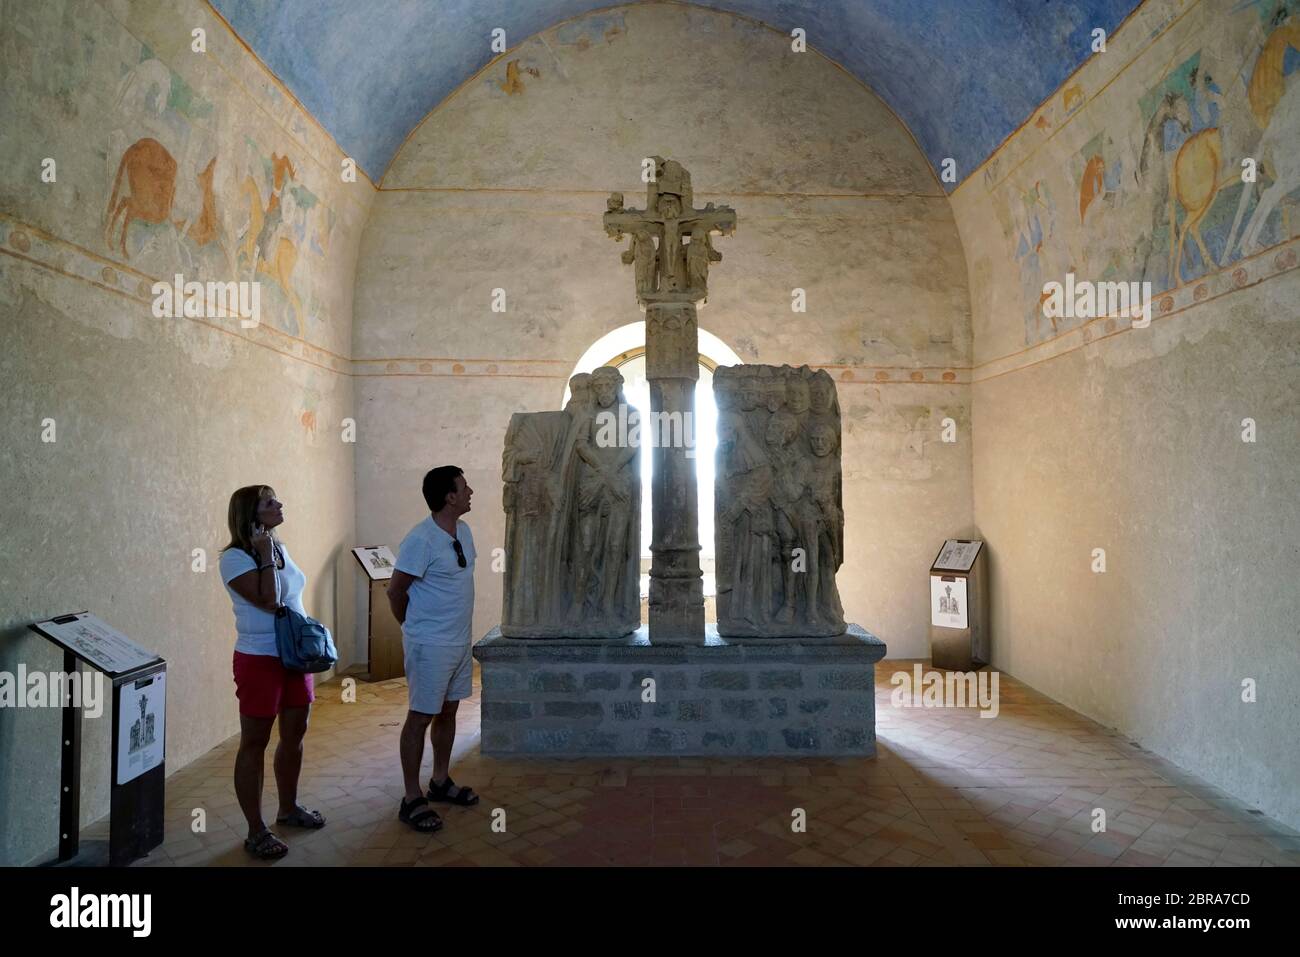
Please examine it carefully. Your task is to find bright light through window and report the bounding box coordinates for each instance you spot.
[615,354,717,559]
[563,321,741,598]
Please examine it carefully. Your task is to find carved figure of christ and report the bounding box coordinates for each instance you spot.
[604,199,736,299]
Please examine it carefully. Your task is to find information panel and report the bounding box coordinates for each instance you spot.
[930,575,968,629]
[933,540,982,574]
[352,545,397,581]
[117,671,165,785]
[35,613,158,675]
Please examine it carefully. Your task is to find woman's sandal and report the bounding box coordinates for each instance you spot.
[244,828,289,860]
[276,805,326,829]
[427,776,480,806]
[398,796,444,833]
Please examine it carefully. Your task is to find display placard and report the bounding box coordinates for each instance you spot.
[352,545,397,581]
[117,671,165,785]
[33,612,159,675]
[930,575,968,629]
[932,539,982,574]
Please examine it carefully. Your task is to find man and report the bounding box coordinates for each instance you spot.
[388,465,480,833]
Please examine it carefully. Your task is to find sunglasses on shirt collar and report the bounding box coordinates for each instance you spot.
[451,538,467,568]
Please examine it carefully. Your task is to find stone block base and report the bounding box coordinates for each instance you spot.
[472,623,887,757]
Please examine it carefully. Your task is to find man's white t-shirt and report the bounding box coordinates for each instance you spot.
[395,517,475,646]
[220,544,307,657]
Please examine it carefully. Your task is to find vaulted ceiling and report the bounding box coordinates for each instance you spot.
[211,0,1142,186]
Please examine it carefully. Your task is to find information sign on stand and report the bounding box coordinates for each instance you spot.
[351,546,404,680]
[28,612,166,867]
[928,540,990,671]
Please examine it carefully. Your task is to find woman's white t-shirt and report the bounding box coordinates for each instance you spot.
[220,544,307,657]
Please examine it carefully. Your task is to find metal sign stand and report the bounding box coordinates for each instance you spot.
[928,540,990,671]
[351,546,404,681]
[29,612,167,867]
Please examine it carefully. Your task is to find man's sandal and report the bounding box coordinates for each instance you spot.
[244,828,289,860]
[427,776,480,806]
[398,796,444,833]
[276,806,326,829]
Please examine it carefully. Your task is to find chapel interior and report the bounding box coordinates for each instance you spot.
[1,0,1298,869]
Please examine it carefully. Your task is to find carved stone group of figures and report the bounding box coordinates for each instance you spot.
[714,364,846,637]
[501,367,641,638]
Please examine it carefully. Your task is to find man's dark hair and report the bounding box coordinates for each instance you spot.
[422,466,464,512]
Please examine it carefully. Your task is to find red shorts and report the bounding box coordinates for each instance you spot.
[232,651,315,718]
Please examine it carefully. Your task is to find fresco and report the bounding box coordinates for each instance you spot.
[991,0,1300,345]
[211,0,1141,183]
[100,51,337,340]
[105,137,181,258]
[1225,3,1300,260]
[1009,180,1060,342]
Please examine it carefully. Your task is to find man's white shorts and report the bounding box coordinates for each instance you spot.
[404,639,473,715]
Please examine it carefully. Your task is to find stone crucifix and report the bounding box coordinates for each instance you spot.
[604,157,737,644]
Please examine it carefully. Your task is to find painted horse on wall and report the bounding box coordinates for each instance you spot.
[1169,68,1230,286]
[1135,91,1191,286]
[104,137,178,259]
[240,152,304,337]
[1222,12,1300,261]
[1135,70,1232,289]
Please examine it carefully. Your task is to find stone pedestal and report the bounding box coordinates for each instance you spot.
[473,623,887,756]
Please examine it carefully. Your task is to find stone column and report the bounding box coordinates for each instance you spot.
[602,158,735,645]
[645,301,705,643]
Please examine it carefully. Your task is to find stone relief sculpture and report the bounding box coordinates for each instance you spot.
[501,409,568,629]
[501,366,641,638]
[620,225,657,299]
[714,364,845,637]
[605,157,735,304]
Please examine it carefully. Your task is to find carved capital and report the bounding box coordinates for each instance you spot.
[645,302,699,380]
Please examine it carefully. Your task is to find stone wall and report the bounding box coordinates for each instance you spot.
[475,625,886,756]
[949,0,1300,829]
[353,3,974,661]
[0,0,370,864]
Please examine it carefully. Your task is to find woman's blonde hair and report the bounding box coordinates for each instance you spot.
[223,484,275,555]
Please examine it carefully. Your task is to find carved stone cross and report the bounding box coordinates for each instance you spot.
[603,158,737,644]
[604,157,737,305]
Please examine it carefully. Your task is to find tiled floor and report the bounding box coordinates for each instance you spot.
[111,660,1300,867]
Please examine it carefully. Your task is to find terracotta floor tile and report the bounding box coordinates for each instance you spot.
[109,662,1296,869]
[968,832,1012,850]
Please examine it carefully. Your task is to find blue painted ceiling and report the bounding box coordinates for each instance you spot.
[212,0,1141,186]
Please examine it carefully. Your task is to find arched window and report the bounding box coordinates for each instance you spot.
[564,323,742,595]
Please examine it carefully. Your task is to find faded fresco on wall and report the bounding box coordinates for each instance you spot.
[101,51,337,340]
[991,1,1300,345]
[0,0,367,868]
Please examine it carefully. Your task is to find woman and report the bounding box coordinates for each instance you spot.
[220,485,326,859]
